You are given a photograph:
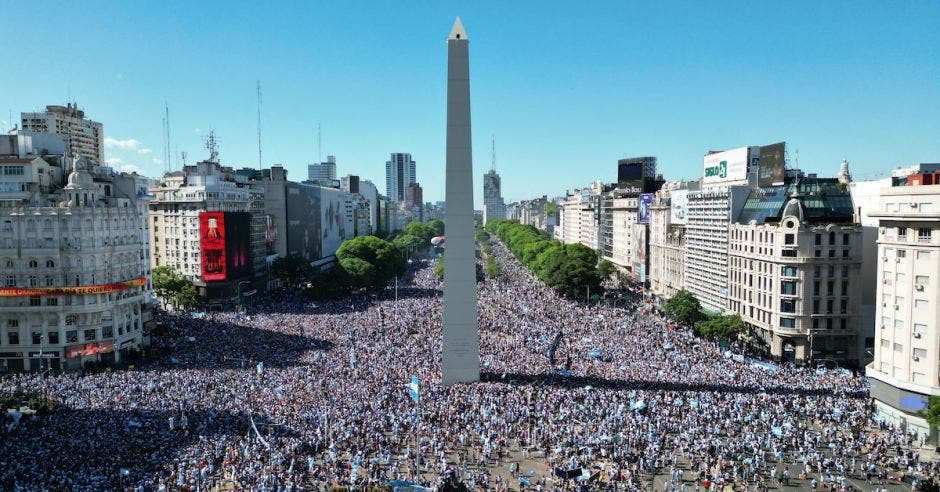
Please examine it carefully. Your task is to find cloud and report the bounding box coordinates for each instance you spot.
[138,148,152,155]
[120,164,141,174]
[105,157,123,166]
[152,158,163,165]
[104,137,142,150]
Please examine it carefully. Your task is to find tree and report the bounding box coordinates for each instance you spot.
[597,259,617,281]
[337,235,406,288]
[434,258,445,278]
[429,219,445,237]
[485,257,500,278]
[694,314,744,341]
[340,257,376,291]
[405,221,438,248]
[476,229,489,242]
[270,255,314,288]
[926,396,940,430]
[393,234,423,255]
[152,266,197,311]
[664,290,704,328]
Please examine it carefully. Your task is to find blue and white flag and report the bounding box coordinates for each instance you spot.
[408,375,419,402]
[256,362,264,375]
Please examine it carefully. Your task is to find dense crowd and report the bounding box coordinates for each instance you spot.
[0,238,936,491]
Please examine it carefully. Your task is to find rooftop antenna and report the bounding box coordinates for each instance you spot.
[161,115,168,174]
[205,130,219,163]
[490,134,496,172]
[256,80,263,170]
[164,102,172,172]
[180,151,188,167]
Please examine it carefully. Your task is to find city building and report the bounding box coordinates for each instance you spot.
[727,175,862,366]
[405,182,424,221]
[684,146,760,312]
[385,153,416,204]
[482,169,505,225]
[866,164,940,441]
[557,182,605,249]
[308,155,337,182]
[149,153,265,304]
[20,103,105,164]
[0,153,151,372]
[649,183,695,300]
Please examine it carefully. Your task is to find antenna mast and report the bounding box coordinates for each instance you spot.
[491,134,496,172]
[164,103,172,172]
[256,80,263,170]
[205,130,219,163]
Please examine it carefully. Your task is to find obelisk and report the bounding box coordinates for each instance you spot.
[442,17,480,386]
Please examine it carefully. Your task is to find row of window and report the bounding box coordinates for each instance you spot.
[779,317,850,330]
[3,324,138,346]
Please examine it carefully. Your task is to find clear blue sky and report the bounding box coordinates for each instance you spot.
[3,1,938,206]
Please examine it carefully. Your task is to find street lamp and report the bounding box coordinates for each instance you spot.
[236,281,251,312]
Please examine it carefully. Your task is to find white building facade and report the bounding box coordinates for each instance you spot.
[20,104,105,164]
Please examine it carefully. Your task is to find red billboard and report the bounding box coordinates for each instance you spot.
[200,211,252,282]
[66,341,115,359]
[200,212,227,281]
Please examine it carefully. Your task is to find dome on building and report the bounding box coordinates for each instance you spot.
[65,157,94,189]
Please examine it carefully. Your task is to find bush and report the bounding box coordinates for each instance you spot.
[434,258,445,278]
[485,257,500,278]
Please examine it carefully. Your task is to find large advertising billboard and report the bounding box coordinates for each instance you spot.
[632,223,648,284]
[200,212,227,281]
[758,142,786,187]
[637,193,653,224]
[702,147,749,186]
[670,189,688,225]
[286,184,322,261]
[617,161,644,196]
[200,211,251,282]
[0,277,146,297]
[224,212,251,280]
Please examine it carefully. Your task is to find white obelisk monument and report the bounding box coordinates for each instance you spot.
[442,17,480,386]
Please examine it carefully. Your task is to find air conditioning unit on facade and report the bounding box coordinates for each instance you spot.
[915,285,925,292]
[914,333,922,339]
[913,355,920,362]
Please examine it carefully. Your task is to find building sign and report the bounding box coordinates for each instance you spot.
[200,212,227,281]
[65,341,114,359]
[758,142,786,187]
[702,147,748,186]
[637,193,653,224]
[632,224,648,283]
[0,277,146,297]
[670,189,688,225]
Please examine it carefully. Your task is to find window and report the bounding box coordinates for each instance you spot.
[896,296,905,306]
[843,233,850,245]
[28,260,38,268]
[914,348,927,359]
[46,260,55,268]
[46,298,57,306]
[895,319,905,330]
[842,249,850,258]
[826,318,833,330]
[781,266,797,277]
[66,330,78,343]
[896,272,906,283]
[914,323,927,334]
[829,231,835,245]
[827,281,834,296]
[840,299,847,314]
[102,326,113,338]
[785,234,795,245]
[813,300,820,313]
[898,227,908,239]
[842,266,849,277]
[780,317,796,328]
[7,331,19,344]
[83,329,96,342]
[780,299,795,313]
[6,319,17,328]
[815,250,822,258]
[881,339,891,348]
[815,234,822,246]
[898,250,907,258]
[31,332,41,345]
[5,276,13,287]
[915,299,928,309]
[813,318,819,329]
[814,281,820,296]
[781,281,797,295]
[913,372,927,384]
[826,299,834,314]
[918,228,932,242]
[782,249,797,258]
[829,249,836,258]
[29,296,41,306]
[48,331,59,344]
[828,266,835,277]
[814,266,821,278]
[917,251,931,260]
[840,318,847,330]
[915,275,929,288]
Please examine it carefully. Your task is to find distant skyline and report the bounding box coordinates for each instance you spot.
[3,1,938,207]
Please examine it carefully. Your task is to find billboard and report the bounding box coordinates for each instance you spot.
[224,212,251,280]
[617,161,644,196]
[286,184,322,261]
[702,147,748,186]
[637,193,654,224]
[670,189,688,225]
[632,223,648,283]
[264,215,277,246]
[0,277,146,297]
[66,341,114,359]
[758,142,786,187]
[200,211,251,282]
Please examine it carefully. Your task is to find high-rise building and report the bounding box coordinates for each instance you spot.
[405,182,424,221]
[20,103,105,164]
[648,182,696,301]
[482,169,505,225]
[866,164,940,442]
[385,153,416,204]
[308,155,337,182]
[727,175,862,366]
[150,159,265,303]
[684,146,759,312]
[442,17,479,386]
[0,154,152,372]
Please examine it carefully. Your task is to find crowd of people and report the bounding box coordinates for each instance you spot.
[0,237,937,491]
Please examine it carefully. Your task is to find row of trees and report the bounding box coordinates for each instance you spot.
[485,220,602,299]
[152,266,199,310]
[663,289,743,341]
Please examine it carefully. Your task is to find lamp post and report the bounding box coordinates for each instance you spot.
[236,281,251,312]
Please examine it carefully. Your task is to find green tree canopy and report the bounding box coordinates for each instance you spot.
[152,266,199,310]
[336,235,405,288]
[597,259,617,280]
[405,222,438,248]
[429,219,445,236]
[340,257,376,291]
[664,290,705,328]
[694,314,744,341]
[926,396,940,430]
